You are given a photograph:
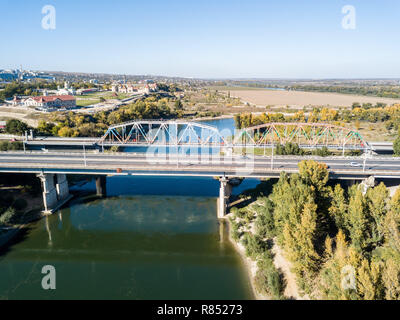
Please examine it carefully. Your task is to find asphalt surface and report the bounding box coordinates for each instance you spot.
[0,152,399,174]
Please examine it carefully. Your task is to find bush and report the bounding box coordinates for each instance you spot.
[276,143,305,156]
[5,119,29,135]
[255,252,285,299]
[254,198,275,239]
[312,147,332,157]
[0,141,23,151]
[109,145,120,153]
[241,233,266,260]
[394,135,400,156]
[0,207,16,225]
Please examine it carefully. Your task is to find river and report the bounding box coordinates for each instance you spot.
[0,118,258,300]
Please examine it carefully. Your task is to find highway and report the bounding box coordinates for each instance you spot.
[0,151,399,179]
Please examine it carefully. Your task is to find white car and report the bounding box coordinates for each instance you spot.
[349,162,361,167]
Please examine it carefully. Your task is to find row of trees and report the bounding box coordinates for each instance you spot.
[34,96,183,138]
[236,161,400,299]
[234,104,400,130]
[289,85,400,99]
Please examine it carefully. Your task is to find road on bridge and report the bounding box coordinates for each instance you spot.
[0,152,399,179]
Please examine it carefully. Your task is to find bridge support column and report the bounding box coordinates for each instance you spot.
[56,174,70,201]
[96,176,107,198]
[217,177,233,219]
[38,173,72,214]
[38,173,58,213]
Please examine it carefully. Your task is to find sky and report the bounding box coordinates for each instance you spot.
[1,0,400,79]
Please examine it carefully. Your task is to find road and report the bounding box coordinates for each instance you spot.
[0,151,399,179]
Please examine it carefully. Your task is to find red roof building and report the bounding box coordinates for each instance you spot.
[12,95,76,111]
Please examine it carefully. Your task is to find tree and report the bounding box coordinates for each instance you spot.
[57,126,77,137]
[329,184,348,232]
[5,119,29,135]
[357,259,384,300]
[298,160,329,192]
[174,99,183,111]
[366,183,388,247]
[346,186,370,251]
[394,134,400,156]
[382,258,400,300]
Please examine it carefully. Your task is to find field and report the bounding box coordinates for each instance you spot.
[221,88,400,108]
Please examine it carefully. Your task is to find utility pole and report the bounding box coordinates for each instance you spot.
[83,144,87,167]
[271,143,274,170]
[342,142,345,157]
[363,150,368,172]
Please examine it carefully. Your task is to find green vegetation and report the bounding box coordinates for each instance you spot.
[35,96,183,138]
[0,174,41,227]
[235,103,400,130]
[0,81,58,100]
[5,119,30,135]
[217,81,400,99]
[233,160,400,299]
[394,134,400,156]
[229,196,286,299]
[0,141,23,151]
[275,143,305,156]
[290,85,400,99]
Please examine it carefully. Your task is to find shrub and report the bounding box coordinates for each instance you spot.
[0,141,23,151]
[276,142,305,156]
[241,233,266,260]
[255,266,285,300]
[312,147,332,157]
[0,207,16,225]
[255,252,285,299]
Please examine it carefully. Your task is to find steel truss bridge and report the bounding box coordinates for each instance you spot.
[97,120,371,151]
[98,120,227,147]
[233,122,370,150]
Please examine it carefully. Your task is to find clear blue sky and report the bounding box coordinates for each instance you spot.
[1,0,400,78]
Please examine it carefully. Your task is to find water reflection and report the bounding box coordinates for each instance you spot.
[0,176,255,300]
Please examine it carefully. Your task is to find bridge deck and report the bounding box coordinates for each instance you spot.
[0,152,399,179]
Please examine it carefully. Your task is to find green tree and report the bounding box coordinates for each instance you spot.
[394,134,400,156]
[5,119,29,135]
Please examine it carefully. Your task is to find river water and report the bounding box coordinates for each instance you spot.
[0,119,258,300]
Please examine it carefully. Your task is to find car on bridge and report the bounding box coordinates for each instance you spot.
[349,162,362,167]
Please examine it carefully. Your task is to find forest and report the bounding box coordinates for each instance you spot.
[230,160,400,299]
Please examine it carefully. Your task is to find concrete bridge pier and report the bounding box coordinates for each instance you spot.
[56,174,70,200]
[96,176,107,197]
[38,173,71,214]
[217,177,233,219]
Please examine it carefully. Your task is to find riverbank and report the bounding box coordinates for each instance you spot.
[0,208,43,248]
[225,213,268,300]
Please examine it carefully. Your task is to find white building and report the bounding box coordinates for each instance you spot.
[13,95,76,111]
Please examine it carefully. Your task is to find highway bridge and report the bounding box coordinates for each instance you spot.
[1,150,400,218]
[0,120,397,217]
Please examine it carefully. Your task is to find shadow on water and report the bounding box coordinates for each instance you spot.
[0,226,33,257]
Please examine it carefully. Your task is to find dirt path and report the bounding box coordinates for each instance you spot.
[272,242,309,300]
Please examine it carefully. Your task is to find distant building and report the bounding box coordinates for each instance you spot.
[76,88,98,95]
[0,121,6,130]
[111,83,158,94]
[12,95,76,111]
[56,81,76,95]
